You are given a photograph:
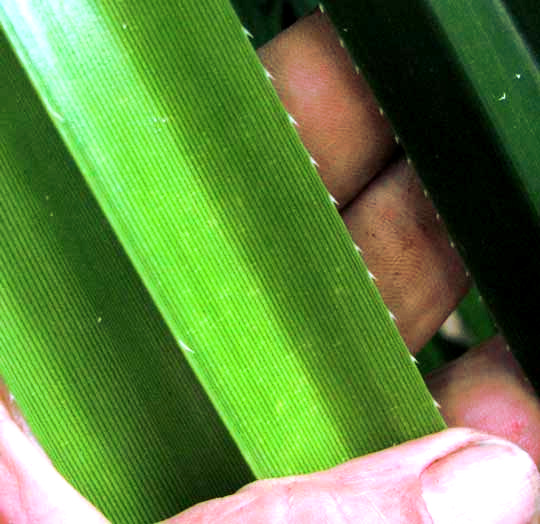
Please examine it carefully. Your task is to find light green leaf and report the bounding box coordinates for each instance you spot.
[0,30,253,523]
[1,1,444,521]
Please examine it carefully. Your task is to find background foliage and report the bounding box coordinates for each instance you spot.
[231,0,318,47]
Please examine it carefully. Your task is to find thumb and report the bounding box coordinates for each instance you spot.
[166,428,540,524]
[412,429,540,524]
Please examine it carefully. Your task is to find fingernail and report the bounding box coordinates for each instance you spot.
[421,438,540,524]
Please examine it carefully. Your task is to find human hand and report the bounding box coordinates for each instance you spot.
[2,9,539,523]
[2,399,538,523]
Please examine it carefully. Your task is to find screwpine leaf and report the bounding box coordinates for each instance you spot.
[1,0,444,521]
[321,0,540,391]
[0,30,253,523]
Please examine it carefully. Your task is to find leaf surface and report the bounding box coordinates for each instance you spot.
[321,0,540,391]
[1,1,444,520]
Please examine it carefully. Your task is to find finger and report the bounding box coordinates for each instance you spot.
[342,158,470,352]
[165,428,539,524]
[258,12,470,348]
[0,395,108,523]
[426,335,540,465]
[257,11,396,207]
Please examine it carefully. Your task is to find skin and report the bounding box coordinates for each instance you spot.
[1,10,539,523]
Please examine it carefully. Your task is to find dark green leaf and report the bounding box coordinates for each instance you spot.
[322,0,540,392]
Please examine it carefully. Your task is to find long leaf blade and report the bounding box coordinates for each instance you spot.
[0,30,253,523]
[321,0,540,390]
[1,0,444,520]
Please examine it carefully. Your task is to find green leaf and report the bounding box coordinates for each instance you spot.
[458,285,498,346]
[1,0,444,521]
[321,0,540,391]
[0,30,253,523]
